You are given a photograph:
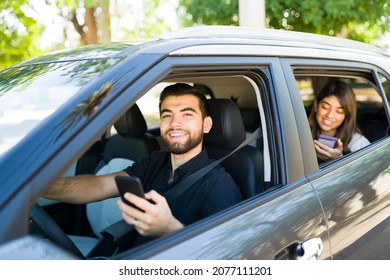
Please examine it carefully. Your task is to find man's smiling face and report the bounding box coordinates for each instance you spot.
[160,94,211,155]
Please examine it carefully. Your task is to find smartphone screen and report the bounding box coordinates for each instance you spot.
[317,134,338,148]
[115,176,145,210]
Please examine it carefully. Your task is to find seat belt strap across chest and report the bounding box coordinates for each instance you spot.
[163,127,263,203]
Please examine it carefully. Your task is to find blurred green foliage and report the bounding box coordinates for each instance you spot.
[0,0,43,68]
[179,0,239,26]
[179,0,390,45]
[266,0,390,44]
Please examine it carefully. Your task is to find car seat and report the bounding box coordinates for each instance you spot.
[240,107,263,150]
[69,104,160,256]
[204,99,264,199]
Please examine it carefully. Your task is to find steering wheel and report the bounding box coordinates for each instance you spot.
[29,204,138,259]
[30,204,85,259]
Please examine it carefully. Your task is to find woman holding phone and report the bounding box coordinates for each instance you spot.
[308,80,370,163]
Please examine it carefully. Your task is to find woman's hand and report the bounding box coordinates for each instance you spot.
[314,139,343,161]
[117,190,183,237]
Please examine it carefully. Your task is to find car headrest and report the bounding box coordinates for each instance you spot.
[240,107,261,132]
[114,104,147,138]
[204,99,246,149]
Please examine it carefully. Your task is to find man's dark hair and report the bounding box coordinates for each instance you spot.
[159,83,209,118]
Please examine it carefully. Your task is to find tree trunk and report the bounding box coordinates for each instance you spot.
[85,2,98,44]
[70,0,99,45]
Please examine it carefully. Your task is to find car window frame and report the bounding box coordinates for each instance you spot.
[374,71,390,119]
[280,58,390,175]
[135,54,307,185]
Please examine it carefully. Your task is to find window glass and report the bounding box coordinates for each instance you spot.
[0,59,119,157]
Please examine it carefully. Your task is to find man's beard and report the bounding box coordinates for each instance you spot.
[162,129,203,155]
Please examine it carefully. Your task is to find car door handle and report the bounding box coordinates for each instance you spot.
[274,237,323,260]
[300,237,323,260]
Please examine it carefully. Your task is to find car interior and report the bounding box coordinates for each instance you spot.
[33,68,390,259]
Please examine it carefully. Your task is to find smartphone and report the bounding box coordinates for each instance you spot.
[115,176,145,210]
[317,134,338,148]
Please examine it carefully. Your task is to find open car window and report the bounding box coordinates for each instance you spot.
[39,66,277,259]
[294,68,389,167]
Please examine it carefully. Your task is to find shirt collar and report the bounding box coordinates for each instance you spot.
[171,147,210,182]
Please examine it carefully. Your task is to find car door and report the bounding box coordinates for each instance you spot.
[111,54,330,260]
[281,58,390,259]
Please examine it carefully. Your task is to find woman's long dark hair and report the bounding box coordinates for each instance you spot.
[308,80,359,154]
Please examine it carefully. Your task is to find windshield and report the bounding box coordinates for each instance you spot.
[0,58,118,157]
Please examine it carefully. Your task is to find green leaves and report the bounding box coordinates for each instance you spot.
[179,0,390,45]
[268,0,390,41]
[179,0,239,26]
[0,0,42,68]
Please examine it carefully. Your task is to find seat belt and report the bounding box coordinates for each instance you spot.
[164,127,263,203]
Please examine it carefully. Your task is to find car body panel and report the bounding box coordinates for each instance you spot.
[162,26,387,56]
[118,180,329,260]
[310,142,390,259]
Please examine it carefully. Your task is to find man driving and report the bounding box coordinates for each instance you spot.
[44,83,242,246]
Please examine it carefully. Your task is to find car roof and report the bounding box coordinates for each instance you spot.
[162,26,388,56]
[11,26,388,68]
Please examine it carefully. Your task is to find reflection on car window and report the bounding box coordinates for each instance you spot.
[0,59,118,157]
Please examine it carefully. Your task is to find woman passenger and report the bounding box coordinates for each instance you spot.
[308,80,370,163]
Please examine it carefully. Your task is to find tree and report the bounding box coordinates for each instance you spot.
[178,0,390,45]
[53,0,101,45]
[110,0,172,39]
[0,0,43,68]
[178,0,239,26]
[266,0,390,43]
[50,0,172,46]
[1,0,176,68]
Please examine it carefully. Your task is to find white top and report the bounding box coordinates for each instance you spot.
[348,133,370,152]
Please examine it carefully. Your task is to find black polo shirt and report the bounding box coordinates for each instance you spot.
[123,148,242,226]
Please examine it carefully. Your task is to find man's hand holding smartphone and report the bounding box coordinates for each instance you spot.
[115,176,145,211]
[115,175,184,237]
